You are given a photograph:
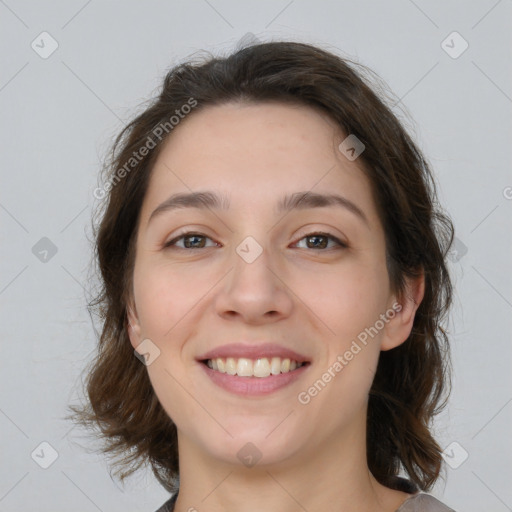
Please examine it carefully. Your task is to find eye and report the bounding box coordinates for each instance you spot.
[293,232,347,250]
[163,231,346,251]
[164,232,219,249]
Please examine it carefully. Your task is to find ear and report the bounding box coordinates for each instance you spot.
[380,271,425,351]
[126,296,142,351]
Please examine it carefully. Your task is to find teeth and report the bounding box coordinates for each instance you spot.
[225,357,237,375]
[253,358,271,378]
[205,357,305,378]
[270,357,281,375]
[237,358,252,377]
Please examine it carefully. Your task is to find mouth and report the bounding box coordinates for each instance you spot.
[201,356,310,378]
[196,343,312,396]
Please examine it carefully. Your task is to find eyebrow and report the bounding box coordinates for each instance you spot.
[147,190,369,226]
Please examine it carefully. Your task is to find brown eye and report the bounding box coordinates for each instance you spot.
[294,232,347,250]
[164,233,218,249]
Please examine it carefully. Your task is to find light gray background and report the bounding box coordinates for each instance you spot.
[1,1,511,511]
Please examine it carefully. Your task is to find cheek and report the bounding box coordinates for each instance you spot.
[133,261,209,340]
[293,266,386,429]
[296,262,389,348]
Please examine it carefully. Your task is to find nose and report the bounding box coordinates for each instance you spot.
[213,243,294,325]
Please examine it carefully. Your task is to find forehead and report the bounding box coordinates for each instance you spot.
[139,101,380,225]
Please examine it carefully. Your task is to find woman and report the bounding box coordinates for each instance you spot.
[70,41,457,511]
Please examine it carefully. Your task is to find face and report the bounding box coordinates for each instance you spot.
[127,101,421,469]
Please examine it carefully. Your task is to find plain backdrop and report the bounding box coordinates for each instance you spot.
[1,1,511,511]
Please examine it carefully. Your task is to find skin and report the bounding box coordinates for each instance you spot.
[127,101,425,512]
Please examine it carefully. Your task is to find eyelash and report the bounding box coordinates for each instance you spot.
[163,231,348,251]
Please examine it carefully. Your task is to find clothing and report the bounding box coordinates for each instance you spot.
[154,492,177,512]
[396,492,456,511]
[154,478,456,511]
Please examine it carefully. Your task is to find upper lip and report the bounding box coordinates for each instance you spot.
[197,343,311,363]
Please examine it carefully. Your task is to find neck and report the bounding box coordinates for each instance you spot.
[173,413,410,512]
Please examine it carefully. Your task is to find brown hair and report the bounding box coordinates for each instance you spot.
[68,41,454,494]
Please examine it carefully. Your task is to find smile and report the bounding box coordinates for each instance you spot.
[197,342,311,396]
[204,357,306,378]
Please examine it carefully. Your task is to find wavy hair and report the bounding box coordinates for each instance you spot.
[68,41,454,494]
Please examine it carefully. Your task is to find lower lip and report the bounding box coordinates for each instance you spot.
[199,362,310,396]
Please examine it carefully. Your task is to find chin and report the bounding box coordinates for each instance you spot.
[206,418,304,466]
[209,436,301,469]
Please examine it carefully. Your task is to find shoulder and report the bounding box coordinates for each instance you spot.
[154,492,178,512]
[383,476,456,512]
[396,492,457,511]
[154,487,457,512]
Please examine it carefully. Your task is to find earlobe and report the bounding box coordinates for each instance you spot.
[126,301,142,349]
[380,271,425,351]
